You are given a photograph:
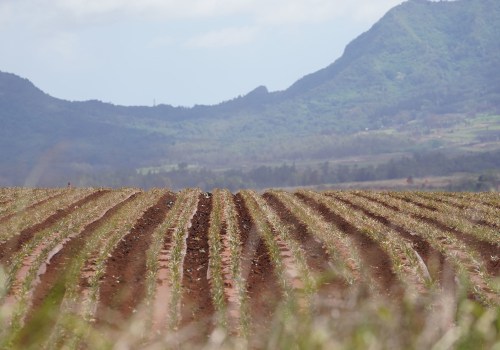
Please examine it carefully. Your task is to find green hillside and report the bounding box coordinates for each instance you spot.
[0,0,499,187]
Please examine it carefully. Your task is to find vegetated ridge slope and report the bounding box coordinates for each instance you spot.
[0,0,499,185]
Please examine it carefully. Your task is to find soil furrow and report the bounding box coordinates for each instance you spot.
[296,193,401,296]
[371,193,500,277]
[263,193,332,273]
[233,193,251,249]
[21,192,141,340]
[414,214,500,277]
[179,193,214,341]
[355,192,401,211]
[330,194,454,289]
[234,193,280,343]
[0,190,108,267]
[217,194,240,331]
[96,192,177,324]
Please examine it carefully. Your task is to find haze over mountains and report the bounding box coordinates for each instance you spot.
[1,0,499,187]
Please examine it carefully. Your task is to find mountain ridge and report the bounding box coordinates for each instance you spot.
[1,0,499,186]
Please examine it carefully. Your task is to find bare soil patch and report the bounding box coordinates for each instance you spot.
[22,192,140,336]
[234,193,280,344]
[96,192,177,326]
[179,193,214,341]
[263,192,351,298]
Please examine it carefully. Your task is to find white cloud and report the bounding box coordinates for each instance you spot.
[50,0,253,19]
[2,0,404,26]
[186,26,259,48]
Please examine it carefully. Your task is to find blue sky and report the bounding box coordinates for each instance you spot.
[0,0,405,106]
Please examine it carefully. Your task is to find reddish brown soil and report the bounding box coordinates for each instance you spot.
[330,194,455,291]
[25,193,140,329]
[233,193,251,247]
[234,193,280,342]
[179,193,214,341]
[263,192,350,303]
[295,193,403,297]
[96,192,177,325]
[0,190,108,267]
[262,193,333,272]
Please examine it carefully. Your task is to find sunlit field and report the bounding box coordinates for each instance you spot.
[0,188,499,349]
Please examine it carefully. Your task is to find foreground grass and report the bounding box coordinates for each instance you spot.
[1,265,498,349]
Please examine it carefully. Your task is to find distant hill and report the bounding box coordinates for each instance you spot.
[274,0,500,127]
[1,0,499,186]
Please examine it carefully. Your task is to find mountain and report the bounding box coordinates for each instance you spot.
[1,0,499,186]
[266,0,500,130]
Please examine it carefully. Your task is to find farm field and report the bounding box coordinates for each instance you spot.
[0,187,499,349]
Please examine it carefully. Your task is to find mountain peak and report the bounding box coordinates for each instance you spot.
[1,0,499,185]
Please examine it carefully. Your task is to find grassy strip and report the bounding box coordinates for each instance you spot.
[1,189,137,347]
[239,191,296,312]
[247,191,315,296]
[0,188,95,242]
[219,189,250,336]
[206,190,227,328]
[441,191,500,208]
[415,192,500,228]
[355,191,499,304]
[304,190,427,296]
[328,191,431,294]
[166,189,200,330]
[143,190,187,313]
[0,188,64,218]
[140,190,192,338]
[268,190,361,285]
[389,192,499,245]
[47,189,165,349]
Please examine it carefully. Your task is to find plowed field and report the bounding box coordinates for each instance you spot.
[0,188,499,349]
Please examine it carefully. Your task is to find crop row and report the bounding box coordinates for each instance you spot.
[0,188,498,348]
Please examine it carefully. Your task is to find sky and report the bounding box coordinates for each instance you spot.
[0,0,405,107]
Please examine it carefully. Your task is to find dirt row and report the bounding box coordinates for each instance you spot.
[379,193,500,277]
[327,193,455,290]
[0,190,108,267]
[96,192,177,323]
[179,193,214,340]
[295,192,402,297]
[16,192,141,346]
[0,191,65,224]
[233,193,280,342]
[3,188,497,347]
